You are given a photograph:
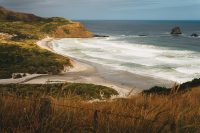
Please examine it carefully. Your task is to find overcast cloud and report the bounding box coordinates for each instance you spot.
[0,0,199,20]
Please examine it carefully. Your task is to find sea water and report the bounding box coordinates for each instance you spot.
[52,20,200,83]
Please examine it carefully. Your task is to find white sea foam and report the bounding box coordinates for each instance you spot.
[51,37,200,83]
[175,67,200,75]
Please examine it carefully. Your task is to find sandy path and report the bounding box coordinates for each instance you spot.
[0,74,47,84]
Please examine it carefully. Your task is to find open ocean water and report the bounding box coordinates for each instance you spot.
[52,20,200,83]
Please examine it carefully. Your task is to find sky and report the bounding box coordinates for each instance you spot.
[0,0,200,20]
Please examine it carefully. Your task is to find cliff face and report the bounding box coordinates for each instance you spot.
[53,22,93,38]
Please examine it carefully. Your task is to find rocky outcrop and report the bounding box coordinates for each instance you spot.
[93,34,109,37]
[139,34,147,37]
[53,22,93,38]
[191,33,199,37]
[0,6,45,22]
[171,27,182,35]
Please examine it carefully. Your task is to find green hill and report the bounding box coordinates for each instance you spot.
[0,6,44,22]
[0,6,92,78]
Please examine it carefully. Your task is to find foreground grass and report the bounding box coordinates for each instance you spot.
[0,84,200,132]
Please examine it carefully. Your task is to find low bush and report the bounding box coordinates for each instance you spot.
[143,78,200,95]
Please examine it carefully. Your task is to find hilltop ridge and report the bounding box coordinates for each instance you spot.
[0,6,44,22]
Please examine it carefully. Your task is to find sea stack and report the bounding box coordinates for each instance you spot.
[171,27,182,35]
[191,33,199,37]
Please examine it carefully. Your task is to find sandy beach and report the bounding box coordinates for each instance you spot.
[32,38,135,96]
[25,38,174,96]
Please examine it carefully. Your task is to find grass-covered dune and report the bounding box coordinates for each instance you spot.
[0,40,71,78]
[0,6,92,79]
[0,83,118,100]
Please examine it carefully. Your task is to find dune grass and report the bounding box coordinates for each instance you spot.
[0,40,71,78]
[0,83,118,100]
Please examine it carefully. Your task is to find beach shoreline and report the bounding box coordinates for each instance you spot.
[36,38,137,96]
[33,37,174,96]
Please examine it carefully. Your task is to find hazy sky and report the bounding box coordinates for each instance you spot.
[0,0,200,20]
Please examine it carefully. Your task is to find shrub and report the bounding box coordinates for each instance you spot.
[143,78,200,95]
[12,74,23,79]
[143,86,170,95]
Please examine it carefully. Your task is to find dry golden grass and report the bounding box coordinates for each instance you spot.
[0,87,200,133]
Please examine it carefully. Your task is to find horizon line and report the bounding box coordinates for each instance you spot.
[74,19,200,21]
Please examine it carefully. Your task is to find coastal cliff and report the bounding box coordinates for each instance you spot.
[53,22,93,38]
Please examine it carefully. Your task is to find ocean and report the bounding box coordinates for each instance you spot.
[51,20,200,83]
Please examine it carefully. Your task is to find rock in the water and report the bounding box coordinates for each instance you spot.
[191,33,199,37]
[93,34,109,37]
[139,34,147,37]
[171,27,182,35]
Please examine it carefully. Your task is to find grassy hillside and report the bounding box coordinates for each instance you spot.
[0,80,200,132]
[0,6,44,22]
[0,7,92,78]
[0,40,71,78]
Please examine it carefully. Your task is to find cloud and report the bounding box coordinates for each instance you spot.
[0,0,56,7]
[1,0,199,9]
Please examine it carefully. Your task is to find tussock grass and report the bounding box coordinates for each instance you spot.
[0,86,200,132]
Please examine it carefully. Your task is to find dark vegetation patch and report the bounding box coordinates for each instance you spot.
[0,83,118,99]
[143,78,200,95]
[0,41,71,78]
